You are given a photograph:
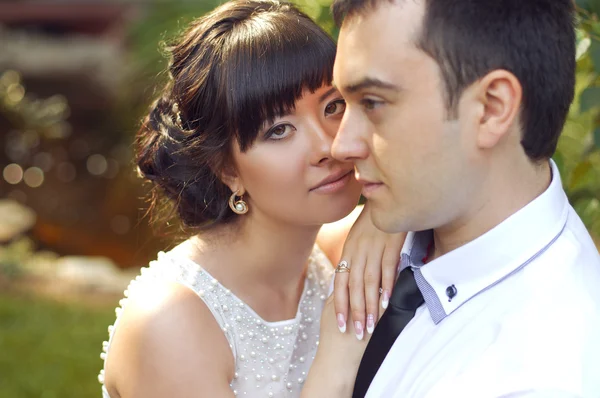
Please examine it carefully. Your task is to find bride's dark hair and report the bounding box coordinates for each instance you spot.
[136,0,336,231]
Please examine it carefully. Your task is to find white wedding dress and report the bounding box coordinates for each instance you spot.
[99,244,333,397]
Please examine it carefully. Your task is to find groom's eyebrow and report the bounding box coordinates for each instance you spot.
[342,77,400,94]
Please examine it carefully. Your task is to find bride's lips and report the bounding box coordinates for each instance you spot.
[310,169,354,194]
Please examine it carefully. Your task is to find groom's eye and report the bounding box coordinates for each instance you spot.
[361,98,383,111]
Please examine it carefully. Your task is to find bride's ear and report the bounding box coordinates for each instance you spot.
[220,165,246,196]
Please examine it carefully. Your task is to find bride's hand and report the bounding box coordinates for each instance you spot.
[302,296,370,397]
[333,202,406,339]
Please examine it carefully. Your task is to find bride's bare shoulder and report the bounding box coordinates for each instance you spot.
[317,205,364,264]
[104,281,235,398]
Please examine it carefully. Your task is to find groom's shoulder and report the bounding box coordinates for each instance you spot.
[505,208,600,349]
[522,206,600,302]
[559,206,600,264]
[488,253,600,393]
[508,215,600,349]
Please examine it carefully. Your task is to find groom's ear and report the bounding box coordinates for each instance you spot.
[473,70,522,150]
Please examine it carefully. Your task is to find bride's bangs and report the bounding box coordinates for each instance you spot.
[222,13,336,151]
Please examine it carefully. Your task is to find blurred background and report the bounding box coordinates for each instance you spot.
[0,0,599,396]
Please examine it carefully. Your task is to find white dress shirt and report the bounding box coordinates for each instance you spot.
[366,160,600,398]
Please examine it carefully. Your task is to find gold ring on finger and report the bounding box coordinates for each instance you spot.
[335,260,351,273]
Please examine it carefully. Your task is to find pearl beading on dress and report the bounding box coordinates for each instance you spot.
[99,245,333,398]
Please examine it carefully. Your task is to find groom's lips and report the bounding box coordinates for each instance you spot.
[361,182,383,197]
[356,173,383,197]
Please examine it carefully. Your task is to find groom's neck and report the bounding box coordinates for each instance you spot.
[430,157,552,260]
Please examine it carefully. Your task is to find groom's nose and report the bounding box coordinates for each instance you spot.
[332,109,369,163]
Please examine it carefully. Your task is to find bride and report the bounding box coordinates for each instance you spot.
[99,1,401,397]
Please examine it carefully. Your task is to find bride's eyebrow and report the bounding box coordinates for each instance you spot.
[319,87,340,103]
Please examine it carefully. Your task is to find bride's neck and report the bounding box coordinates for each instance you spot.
[191,213,320,296]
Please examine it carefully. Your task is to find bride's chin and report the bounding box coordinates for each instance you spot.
[313,200,361,225]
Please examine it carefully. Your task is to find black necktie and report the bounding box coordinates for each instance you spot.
[352,266,425,398]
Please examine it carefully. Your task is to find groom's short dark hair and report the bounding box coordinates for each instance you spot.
[332,0,576,161]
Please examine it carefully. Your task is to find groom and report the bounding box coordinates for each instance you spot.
[331,0,600,397]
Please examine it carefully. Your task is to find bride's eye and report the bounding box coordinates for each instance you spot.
[325,99,346,117]
[265,123,295,141]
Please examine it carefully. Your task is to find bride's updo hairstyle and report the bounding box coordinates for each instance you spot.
[136,0,336,230]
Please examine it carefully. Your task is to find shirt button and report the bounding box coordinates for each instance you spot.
[446,285,457,301]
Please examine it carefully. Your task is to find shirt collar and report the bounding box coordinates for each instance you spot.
[400,159,570,323]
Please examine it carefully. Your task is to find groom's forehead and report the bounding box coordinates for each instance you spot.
[335,0,424,58]
[334,16,424,92]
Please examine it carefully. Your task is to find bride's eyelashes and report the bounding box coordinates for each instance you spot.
[264,123,297,141]
[325,98,346,117]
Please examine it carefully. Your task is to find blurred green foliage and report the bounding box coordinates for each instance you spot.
[558,0,600,239]
[0,70,71,141]
[0,238,33,279]
[0,292,115,398]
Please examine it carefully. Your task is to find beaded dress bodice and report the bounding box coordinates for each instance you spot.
[99,244,334,398]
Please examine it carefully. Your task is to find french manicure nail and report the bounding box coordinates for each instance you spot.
[355,321,364,340]
[367,314,375,334]
[382,290,390,309]
[337,313,346,333]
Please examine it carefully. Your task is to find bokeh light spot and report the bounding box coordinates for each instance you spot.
[3,163,24,184]
[87,154,108,176]
[23,167,44,188]
[6,83,25,104]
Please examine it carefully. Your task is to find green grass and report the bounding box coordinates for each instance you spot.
[0,291,115,398]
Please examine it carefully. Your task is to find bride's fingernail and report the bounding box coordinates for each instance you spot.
[355,321,364,340]
[382,290,390,309]
[337,313,346,333]
[366,314,375,334]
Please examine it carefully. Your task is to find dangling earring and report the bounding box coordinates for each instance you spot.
[228,191,249,215]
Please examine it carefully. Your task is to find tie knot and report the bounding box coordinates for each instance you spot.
[389,266,424,310]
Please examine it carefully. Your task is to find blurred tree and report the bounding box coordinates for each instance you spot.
[560,0,600,239]
[0,70,71,143]
[122,0,221,115]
